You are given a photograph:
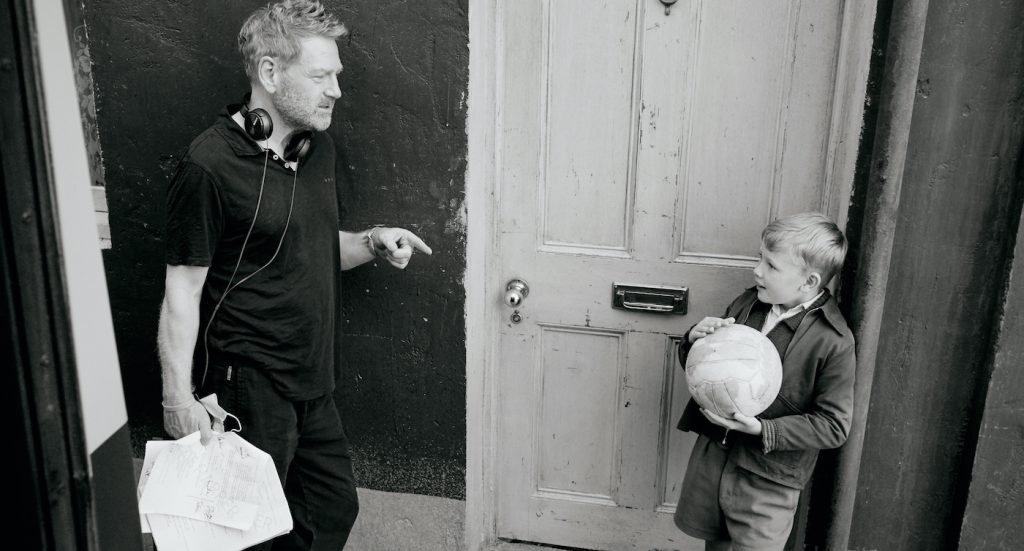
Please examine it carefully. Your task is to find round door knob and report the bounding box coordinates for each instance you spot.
[504,279,529,307]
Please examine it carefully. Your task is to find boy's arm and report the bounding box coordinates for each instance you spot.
[760,340,857,453]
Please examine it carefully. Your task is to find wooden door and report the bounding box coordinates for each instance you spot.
[492,1,869,549]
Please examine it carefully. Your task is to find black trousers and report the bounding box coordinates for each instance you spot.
[202,364,359,550]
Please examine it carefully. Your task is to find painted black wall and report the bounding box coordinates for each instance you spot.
[85,0,468,498]
[848,0,1024,548]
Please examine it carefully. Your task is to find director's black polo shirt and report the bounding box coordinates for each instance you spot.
[165,105,344,400]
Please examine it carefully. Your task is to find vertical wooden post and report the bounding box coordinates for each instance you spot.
[820,1,930,548]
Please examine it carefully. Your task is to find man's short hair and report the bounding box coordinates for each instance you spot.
[238,0,348,82]
[762,212,848,285]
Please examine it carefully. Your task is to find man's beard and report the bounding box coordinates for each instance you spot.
[273,79,334,132]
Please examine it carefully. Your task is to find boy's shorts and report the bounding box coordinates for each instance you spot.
[674,435,800,551]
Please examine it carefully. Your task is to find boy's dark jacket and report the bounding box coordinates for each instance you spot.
[677,287,856,490]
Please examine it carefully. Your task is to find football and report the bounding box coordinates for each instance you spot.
[684,324,783,418]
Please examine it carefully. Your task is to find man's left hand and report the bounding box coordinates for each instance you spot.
[373,227,433,269]
[700,408,763,435]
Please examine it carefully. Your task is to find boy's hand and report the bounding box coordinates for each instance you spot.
[688,317,735,343]
[700,408,763,435]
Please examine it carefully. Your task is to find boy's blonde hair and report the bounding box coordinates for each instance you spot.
[238,0,348,83]
[762,212,848,285]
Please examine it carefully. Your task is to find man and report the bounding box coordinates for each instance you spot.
[157,1,431,549]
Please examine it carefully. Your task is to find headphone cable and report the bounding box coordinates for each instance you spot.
[198,149,299,390]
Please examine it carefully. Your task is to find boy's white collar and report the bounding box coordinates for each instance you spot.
[774,290,825,315]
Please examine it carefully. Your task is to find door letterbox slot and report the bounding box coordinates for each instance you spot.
[612,283,688,315]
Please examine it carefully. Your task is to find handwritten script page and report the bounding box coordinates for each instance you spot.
[137,432,292,551]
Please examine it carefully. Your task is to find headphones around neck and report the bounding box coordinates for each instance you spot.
[238,99,312,163]
[201,98,306,392]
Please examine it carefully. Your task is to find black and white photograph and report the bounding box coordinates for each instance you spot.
[3,0,1022,550]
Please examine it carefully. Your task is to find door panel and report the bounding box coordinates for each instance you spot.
[543,2,640,250]
[495,1,859,549]
[537,326,623,501]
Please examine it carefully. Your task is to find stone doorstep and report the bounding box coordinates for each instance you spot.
[345,490,568,551]
[483,543,567,551]
[302,490,566,550]
[345,488,464,551]
[134,458,569,550]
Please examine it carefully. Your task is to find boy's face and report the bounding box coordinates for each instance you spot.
[753,244,818,309]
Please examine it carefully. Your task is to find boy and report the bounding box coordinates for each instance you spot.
[674,212,856,551]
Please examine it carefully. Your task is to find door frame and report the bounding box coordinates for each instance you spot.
[3,0,140,549]
[464,1,879,549]
[465,0,501,548]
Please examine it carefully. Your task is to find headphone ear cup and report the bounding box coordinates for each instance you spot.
[244,107,273,142]
[284,132,312,162]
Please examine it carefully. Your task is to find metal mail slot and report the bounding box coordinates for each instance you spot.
[612,283,688,315]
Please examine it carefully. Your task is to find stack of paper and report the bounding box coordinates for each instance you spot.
[137,432,292,551]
